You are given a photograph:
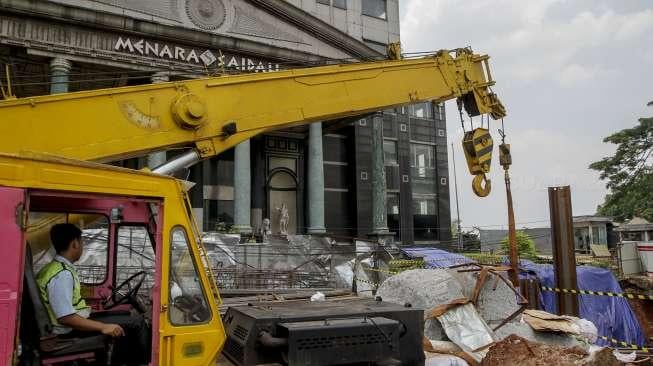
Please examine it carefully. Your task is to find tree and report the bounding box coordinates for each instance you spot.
[501,231,538,260]
[589,102,653,222]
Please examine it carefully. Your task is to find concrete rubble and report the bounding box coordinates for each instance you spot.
[376,268,593,365]
[377,269,467,340]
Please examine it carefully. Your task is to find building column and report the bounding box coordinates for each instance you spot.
[251,138,265,234]
[588,224,594,247]
[233,140,252,234]
[307,122,327,234]
[50,57,72,94]
[369,113,391,237]
[147,72,170,169]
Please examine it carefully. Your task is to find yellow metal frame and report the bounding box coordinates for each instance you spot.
[0,49,505,163]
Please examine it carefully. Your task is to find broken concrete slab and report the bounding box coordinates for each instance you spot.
[493,322,583,349]
[376,269,468,340]
[448,268,521,327]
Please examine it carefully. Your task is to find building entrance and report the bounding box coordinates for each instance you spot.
[267,169,297,235]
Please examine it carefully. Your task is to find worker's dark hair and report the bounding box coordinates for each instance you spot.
[50,223,82,253]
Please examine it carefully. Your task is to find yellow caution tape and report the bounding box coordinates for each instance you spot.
[363,267,400,275]
[389,259,424,266]
[355,278,379,288]
[598,335,650,352]
[540,286,653,301]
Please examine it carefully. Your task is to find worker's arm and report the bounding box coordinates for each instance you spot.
[58,314,124,337]
[0,49,505,164]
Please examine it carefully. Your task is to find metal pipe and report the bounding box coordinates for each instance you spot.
[258,331,288,348]
[505,169,519,286]
[451,142,463,251]
[152,149,201,175]
[548,186,579,316]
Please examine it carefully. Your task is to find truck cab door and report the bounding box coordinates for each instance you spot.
[0,188,26,366]
[159,225,225,365]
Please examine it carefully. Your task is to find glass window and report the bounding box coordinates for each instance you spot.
[413,196,437,241]
[269,157,296,173]
[624,231,642,241]
[387,194,399,215]
[169,227,211,325]
[411,144,434,178]
[116,226,155,297]
[383,140,398,165]
[29,213,109,284]
[333,0,346,9]
[413,197,436,215]
[410,102,433,119]
[387,193,400,239]
[362,0,386,19]
[269,171,296,189]
[574,228,590,249]
[317,0,329,4]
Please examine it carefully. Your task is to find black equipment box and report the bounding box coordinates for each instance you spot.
[222,298,424,366]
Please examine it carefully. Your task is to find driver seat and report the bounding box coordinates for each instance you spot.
[21,245,112,365]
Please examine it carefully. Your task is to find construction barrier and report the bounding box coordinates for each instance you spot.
[355,277,379,288]
[598,335,650,352]
[356,268,652,352]
[388,259,424,266]
[540,286,653,301]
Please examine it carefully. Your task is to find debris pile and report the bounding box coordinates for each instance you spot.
[376,268,603,365]
[479,335,619,366]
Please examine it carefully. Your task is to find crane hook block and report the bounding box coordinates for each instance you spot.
[472,174,491,197]
[462,128,493,197]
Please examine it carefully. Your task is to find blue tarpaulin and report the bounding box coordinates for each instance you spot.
[402,247,474,268]
[519,260,645,347]
[400,248,646,347]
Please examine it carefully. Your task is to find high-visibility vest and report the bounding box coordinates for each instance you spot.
[36,259,90,326]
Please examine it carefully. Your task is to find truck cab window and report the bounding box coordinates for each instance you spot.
[169,227,211,325]
[116,226,155,300]
[29,212,109,285]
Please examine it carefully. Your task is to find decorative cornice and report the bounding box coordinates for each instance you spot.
[245,0,384,60]
[0,0,328,64]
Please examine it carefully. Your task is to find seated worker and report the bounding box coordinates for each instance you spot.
[36,223,149,366]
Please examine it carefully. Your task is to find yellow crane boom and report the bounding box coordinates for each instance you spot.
[0,48,505,172]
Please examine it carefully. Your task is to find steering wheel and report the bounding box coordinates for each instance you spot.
[172,294,210,323]
[103,271,147,313]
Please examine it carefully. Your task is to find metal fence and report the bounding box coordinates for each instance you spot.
[77,265,332,291]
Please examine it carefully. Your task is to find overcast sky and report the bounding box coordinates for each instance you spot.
[399,0,653,230]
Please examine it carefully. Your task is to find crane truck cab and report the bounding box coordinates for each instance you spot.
[0,152,226,366]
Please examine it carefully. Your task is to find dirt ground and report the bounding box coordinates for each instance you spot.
[481,334,622,366]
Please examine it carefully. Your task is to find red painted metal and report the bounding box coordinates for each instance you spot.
[0,187,26,366]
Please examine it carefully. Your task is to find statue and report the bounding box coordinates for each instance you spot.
[276,203,289,235]
[262,218,271,242]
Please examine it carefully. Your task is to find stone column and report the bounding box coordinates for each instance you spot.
[147,72,170,169]
[251,138,265,234]
[233,140,252,234]
[369,113,391,237]
[307,122,327,234]
[50,58,72,94]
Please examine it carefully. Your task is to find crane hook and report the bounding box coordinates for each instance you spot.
[472,173,491,197]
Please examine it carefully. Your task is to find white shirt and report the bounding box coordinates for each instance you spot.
[47,255,91,334]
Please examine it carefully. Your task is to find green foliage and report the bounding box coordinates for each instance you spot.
[500,231,538,260]
[589,105,653,222]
